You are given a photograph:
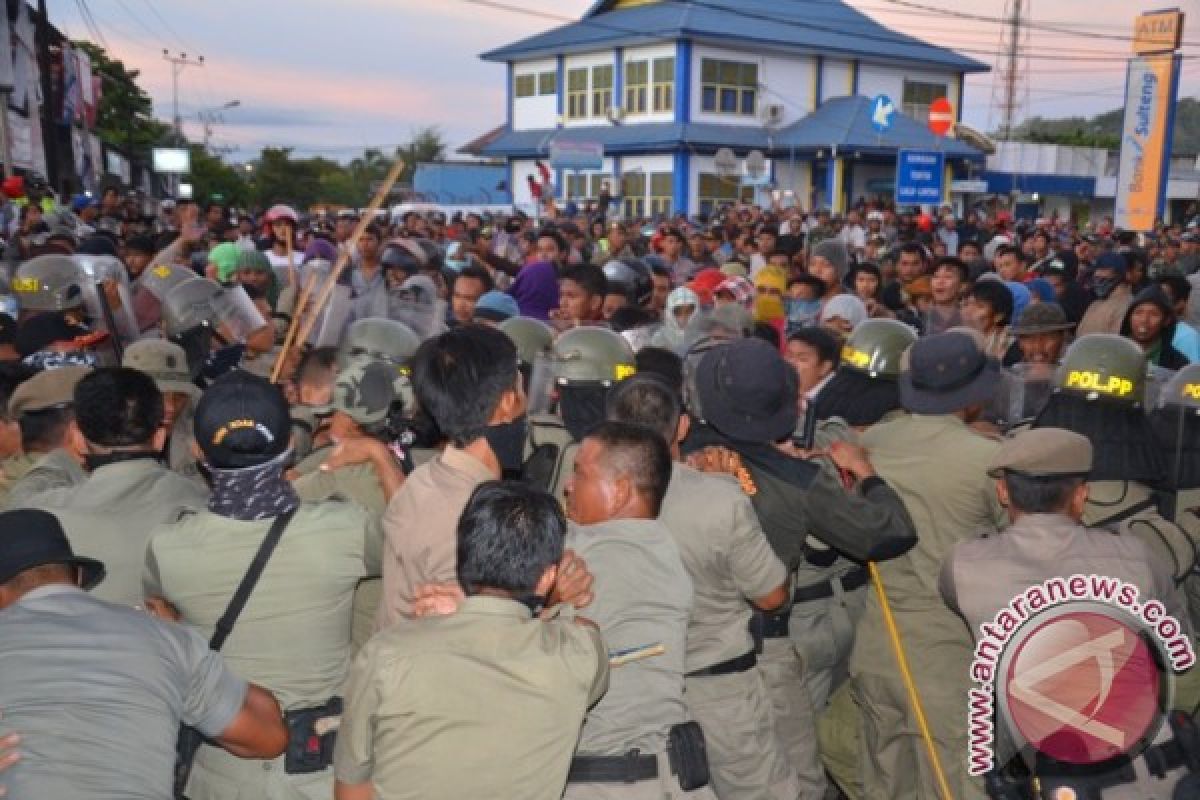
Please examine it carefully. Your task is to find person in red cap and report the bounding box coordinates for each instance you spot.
[688,268,726,309]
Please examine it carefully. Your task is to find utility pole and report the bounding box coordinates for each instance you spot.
[162,50,203,141]
[992,0,1030,141]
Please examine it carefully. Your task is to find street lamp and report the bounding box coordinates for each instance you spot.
[199,100,241,149]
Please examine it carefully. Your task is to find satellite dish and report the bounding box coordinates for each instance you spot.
[953,122,996,155]
[715,147,738,178]
[745,150,766,179]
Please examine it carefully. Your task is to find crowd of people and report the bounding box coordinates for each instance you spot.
[0,183,1199,800]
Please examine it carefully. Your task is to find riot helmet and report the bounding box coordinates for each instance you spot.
[532,326,635,440]
[602,258,653,307]
[12,255,86,313]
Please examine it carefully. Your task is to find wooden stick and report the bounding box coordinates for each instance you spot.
[608,643,665,667]
[282,159,405,370]
[284,234,297,289]
[270,272,317,383]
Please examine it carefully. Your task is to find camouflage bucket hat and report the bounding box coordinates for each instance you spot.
[313,354,397,427]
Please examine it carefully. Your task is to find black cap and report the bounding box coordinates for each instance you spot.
[193,371,291,468]
[0,509,104,589]
[695,339,798,443]
[16,312,90,357]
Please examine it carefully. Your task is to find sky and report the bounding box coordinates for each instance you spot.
[48,0,1200,163]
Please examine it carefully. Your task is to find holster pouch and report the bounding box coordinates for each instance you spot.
[284,697,342,775]
[667,721,710,791]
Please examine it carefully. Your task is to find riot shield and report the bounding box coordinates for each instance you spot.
[526,351,561,416]
[992,363,1057,430]
[212,284,269,344]
[138,263,195,302]
[621,321,662,353]
[385,275,439,340]
[307,284,353,348]
[75,254,139,347]
[1145,365,1177,412]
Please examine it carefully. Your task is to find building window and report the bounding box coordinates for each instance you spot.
[592,65,614,117]
[567,68,588,119]
[622,172,646,218]
[650,172,673,217]
[700,59,757,116]
[625,61,648,114]
[697,173,752,216]
[902,80,947,121]
[566,174,588,200]
[652,57,675,112]
[590,174,611,198]
[514,74,536,99]
[538,70,557,96]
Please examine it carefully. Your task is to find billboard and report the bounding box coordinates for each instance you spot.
[548,140,603,171]
[1113,53,1180,231]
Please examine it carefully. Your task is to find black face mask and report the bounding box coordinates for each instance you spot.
[559,384,610,442]
[483,414,528,474]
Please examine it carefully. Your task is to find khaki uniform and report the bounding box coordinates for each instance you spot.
[333,597,609,800]
[378,447,494,629]
[743,447,916,798]
[294,447,388,654]
[658,464,797,800]
[167,405,206,487]
[526,412,578,505]
[1076,284,1133,337]
[563,518,715,800]
[16,458,208,607]
[942,512,1184,634]
[3,447,86,509]
[792,417,871,713]
[850,414,1005,800]
[145,501,382,800]
[0,452,36,506]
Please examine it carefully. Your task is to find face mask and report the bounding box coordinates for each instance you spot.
[22,349,98,370]
[445,258,469,272]
[1093,276,1119,300]
[483,414,528,474]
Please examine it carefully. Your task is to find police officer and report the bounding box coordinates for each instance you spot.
[14,368,208,607]
[684,338,917,799]
[145,371,382,799]
[1033,335,1197,588]
[849,331,1008,800]
[3,365,89,508]
[499,315,555,387]
[9,254,87,325]
[941,428,1192,799]
[160,277,273,387]
[607,375,798,799]
[121,338,204,485]
[526,326,635,503]
[336,316,421,431]
[293,355,406,654]
[563,421,715,800]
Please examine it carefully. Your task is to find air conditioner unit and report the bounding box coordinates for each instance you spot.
[606,106,625,125]
[763,104,785,126]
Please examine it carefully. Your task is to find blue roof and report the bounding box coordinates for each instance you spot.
[412,163,511,205]
[477,96,984,162]
[482,0,987,73]
[774,96,983,160]
[477,122,769,159]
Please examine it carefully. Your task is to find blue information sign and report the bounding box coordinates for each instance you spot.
[895,149,945,206]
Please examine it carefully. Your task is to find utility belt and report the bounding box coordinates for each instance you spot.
[750,607,790,642]
[686,651,756,678]
[282,697,343,775]
[792,566,868,604]
[568,722,710,790]
[984,710,1200,800]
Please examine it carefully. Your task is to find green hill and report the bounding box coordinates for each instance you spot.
[1006,96,1200,154]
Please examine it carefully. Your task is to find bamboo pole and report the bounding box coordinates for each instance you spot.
[275,159,405,375]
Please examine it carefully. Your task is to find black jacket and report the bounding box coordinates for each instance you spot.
[1119,286,1189,370]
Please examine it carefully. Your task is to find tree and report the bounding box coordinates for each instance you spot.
[72,41,172,163]
[396,127,447,183]
[188,145,249,207]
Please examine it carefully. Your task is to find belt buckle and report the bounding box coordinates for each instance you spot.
[623,748,642,783]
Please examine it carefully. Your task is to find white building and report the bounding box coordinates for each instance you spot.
[470,0,988,217]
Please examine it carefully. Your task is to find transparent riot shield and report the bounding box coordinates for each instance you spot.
[75,254,139,346]
[526,351,562,416]
[620,321,662,353]
[162,278,224,339]
[992,363,1057,430]
[211,284,269,344]
[307,284,353,348]
[138,263,195,302]
[1145,365,1177,412]
[385,275,439,340]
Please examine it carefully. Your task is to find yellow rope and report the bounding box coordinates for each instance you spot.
[868,561,957,800]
